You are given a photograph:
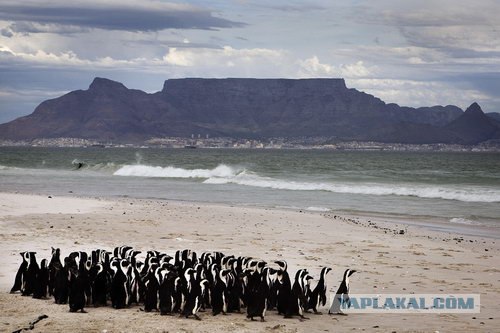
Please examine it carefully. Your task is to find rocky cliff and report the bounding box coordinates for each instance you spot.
[0,77,497,144]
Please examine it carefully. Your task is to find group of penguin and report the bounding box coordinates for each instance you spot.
[10,246,356,321]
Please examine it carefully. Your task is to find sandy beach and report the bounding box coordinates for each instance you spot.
[0,192,498,333]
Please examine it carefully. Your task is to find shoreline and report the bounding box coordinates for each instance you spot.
[0,192,499,332]
[1,189,499,239]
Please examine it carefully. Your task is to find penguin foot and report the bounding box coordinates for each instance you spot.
[260,317,266,322]
[193,314,201,321]
[300,315,310,320]
[314,311,323,315]
[80,309,87,313]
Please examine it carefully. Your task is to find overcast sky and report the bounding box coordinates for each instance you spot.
[1,0,499,123]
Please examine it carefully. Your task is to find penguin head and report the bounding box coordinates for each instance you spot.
[160,254,173,264]
[226,257,237,269]
[274,260,287,271]
[321,267,332,279]
[256,260,267,272]
[247,259,258,269]
[51,247,60,257]
[348,269,357,277]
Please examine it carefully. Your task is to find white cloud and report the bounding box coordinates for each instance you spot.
[349,78,491,110]
[298,56,374,78]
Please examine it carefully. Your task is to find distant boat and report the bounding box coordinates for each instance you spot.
[184,145,197,149]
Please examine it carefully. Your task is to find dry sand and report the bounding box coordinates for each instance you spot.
[0,192,498,333]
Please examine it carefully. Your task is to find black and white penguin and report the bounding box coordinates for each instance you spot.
[48,247,62,297]
[307,267,332,314]
[68,265,87,313]
[143,265,160,312]
[286,268,309,319]
[10,252,29,294]
[110,259,129,309]
[91,263,109,306]
[246,266,274,322]
[33,259,49,299]
[22,252,39,296]
[274,260,291,316]
[329,269,357,315]
[211,268,230,316]
[53,257,70,304]
[128,258,145,306]
[181,268,205,320]
[159,269,177,315]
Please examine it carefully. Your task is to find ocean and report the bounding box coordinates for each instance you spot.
[1,147,499,234]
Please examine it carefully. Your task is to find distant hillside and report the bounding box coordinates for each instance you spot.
[0,77,498,144]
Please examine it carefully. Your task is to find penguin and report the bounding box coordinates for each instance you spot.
[274,260,291,316]
[68,265,87,313]
[181,268,203,320]
[110,259,129,309]
[307,267,332,314]
[128,259,145,306]
[143,265,160,312]
[172,276,183,313]
[224,258,241,313]
[246,266,274,322]
[10,252,29,294]
[211,268,230,316]
[22,252,39,296]
[53,257,70,304]
[91,263,109,306]
[286,269,309,320]
[159,269,177,315]
[33,259,50,299]
[48,247,62,296]
[329,269,357,315]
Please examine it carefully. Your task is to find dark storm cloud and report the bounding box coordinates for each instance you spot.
[0,1,244,33]
[1,21,89,37]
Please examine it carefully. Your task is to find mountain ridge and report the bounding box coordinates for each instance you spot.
[0,77,498,144]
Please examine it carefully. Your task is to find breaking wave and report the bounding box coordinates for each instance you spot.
[203,172,500,203]
[111,163,500,203]
[113,164,244,179]
[449,217,481,225]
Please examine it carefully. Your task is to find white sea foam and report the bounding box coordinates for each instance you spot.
[113,164,243,179]
[305,206,331,212]
[204,172,500,203]
[112,163,500,203]
[0,164,18,170]
[449,217,480,225]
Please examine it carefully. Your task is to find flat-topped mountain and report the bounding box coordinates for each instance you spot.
[0,77,498,144]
